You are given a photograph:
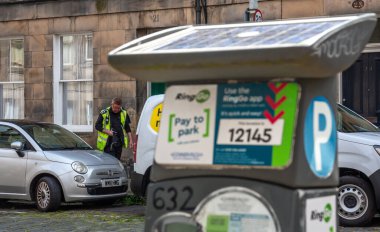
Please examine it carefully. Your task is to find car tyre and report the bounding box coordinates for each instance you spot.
[338,176,376,227]
[35,177,62,212]
[142,168,151,198]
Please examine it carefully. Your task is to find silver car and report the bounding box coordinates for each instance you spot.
[0,120,128,212]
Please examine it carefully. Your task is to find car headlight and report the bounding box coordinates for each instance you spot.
[71,161,88,174]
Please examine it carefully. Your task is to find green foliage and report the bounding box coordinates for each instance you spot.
[122,195,145,206]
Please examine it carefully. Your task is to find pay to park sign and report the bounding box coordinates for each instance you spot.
[155,82,300,168]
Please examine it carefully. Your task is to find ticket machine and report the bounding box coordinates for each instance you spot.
[109,13,377,232]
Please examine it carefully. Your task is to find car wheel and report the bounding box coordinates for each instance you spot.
[338,176,376,226]
[35,177,62,212]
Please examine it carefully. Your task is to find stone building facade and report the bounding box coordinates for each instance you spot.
[0,0,378,147]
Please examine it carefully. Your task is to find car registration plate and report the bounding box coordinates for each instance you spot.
[101,178,121,187]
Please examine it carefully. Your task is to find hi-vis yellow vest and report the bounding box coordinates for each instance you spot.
[97,107,128,151]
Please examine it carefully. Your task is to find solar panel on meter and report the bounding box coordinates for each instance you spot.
[108,13,377,81]
[153,21,346,51]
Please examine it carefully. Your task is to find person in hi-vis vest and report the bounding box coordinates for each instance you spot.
[95,97,133,160]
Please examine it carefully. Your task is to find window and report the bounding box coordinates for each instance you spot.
[0,39,24,119]
[53,34,93,132]
[21,123,91,150]
[0,125,26,149]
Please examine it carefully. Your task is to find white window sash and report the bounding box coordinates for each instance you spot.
[53,34,93,133]
[59,79,92,83]
[85,35,93,61]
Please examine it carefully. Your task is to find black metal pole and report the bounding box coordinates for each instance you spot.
[195,0,201,24]
[202,0,208,24]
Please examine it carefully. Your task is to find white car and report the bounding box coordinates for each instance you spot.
[0,121,128,211]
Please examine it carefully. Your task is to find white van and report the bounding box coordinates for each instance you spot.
[130,97,380,227]
[337,103,380,226]
[130,94,163,196]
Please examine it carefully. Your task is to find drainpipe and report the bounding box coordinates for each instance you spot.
[196,0,201,24]
[195,0,207,24]
[202,0,208,24]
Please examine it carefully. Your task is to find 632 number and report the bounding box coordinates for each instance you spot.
[153,186,193,211]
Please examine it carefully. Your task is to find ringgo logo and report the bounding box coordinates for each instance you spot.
[323,203,332,223]
[310,203,332,223]
[175,89,210,103]
[176,93,196,101]
[306,196,335,232]
[196,89,210,103]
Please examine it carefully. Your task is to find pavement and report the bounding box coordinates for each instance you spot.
[0,200,145,232]
[1,199,380,232]
[0,178,376,231]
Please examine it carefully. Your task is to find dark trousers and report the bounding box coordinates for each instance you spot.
[104,136,123,160]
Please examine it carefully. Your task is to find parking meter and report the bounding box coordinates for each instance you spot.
[108,14,377,232]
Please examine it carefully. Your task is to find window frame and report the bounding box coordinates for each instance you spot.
[0,37,25,120]
[85,34,93,62]
[53,33,93,133]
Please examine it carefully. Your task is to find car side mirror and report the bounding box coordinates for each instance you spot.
[11,141,25,157]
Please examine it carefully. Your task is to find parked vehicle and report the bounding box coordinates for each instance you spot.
[130,94,163,197]
[130,98,380,227]
[337,103,380,226]
[0,120,128,212]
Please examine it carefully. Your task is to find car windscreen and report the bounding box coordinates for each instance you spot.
[337,104,380,133]
[21,123,92,150]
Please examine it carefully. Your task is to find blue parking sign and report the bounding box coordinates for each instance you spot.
[304,97,336,178]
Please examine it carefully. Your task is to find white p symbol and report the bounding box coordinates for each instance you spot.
[313,101,332,171]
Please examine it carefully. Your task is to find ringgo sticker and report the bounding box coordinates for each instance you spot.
[155,82,299,168]
[214,83,299,167]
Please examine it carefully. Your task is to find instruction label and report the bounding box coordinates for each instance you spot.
[155,82,299,168]
[156,85,217,165]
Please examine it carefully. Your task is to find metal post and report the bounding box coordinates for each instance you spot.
[249,0,258,9]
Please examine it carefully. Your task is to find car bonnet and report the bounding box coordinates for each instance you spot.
[339,131,380,146]
[43,149,120,165]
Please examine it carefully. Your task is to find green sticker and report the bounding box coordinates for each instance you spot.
[206,215,229,232]
[272,83,299,167]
